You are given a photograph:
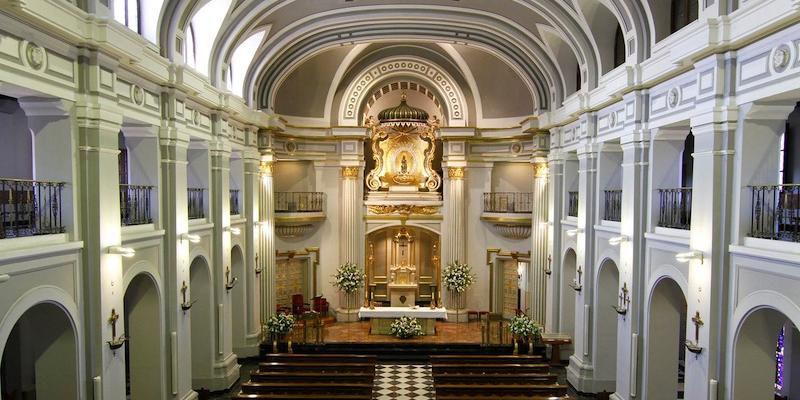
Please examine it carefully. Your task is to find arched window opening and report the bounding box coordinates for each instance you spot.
[670,0,699,34]
[680,131,694,188]
[113,0,163,43]
[613,25,625,68]
[230,30,266,97]
[118,131,129,185]
[575,64,582,92]
[185,23,197,67]
[187,0,232,76]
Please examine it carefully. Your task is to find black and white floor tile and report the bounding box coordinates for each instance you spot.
[373,363,435,400]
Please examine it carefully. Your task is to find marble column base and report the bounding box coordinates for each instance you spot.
[335,307,360,322]
[446,309,469,323]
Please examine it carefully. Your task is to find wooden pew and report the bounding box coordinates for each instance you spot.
[239,382,373,396]
[431,372,558,385]
[430,354,544,364]
[431,363,550,374]
[249,371,374,384]
[434,383,568,397]
[261,353,377,364]
[257,362,375,374]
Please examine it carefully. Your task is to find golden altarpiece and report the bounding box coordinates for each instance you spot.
[363,94,443,308]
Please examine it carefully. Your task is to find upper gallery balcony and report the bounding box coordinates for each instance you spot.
[603,189,622,222]
[750,184,800,243]
[480,192,532,240]
[567,191,579,218]
[0,178,65,239]
[274,192,326,239]
[657,188,692,230]
[120,184,154,226]
[230,189,240,216]
[188,188,206,220]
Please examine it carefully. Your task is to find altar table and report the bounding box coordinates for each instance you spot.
[358,307,448,335]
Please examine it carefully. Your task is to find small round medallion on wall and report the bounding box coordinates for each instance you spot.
[510,142,523,154]
[772,44,791,73]
[608,111,617,128]
[667,88,680,108]
[25,42,45,71]
[285,140,297,153]
[192,110,200,125]
[132,85,144,106]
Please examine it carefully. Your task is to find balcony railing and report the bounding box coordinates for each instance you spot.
[750,184,800,242]
[188,188,205,220]
[657,188,692,230]
[567,191,579,217]
[604,189,622,222]
[483,192,533,213]
[230,189,240,215]
[0,178,65,239]
[275,192,324,213]
[120,184,154,226]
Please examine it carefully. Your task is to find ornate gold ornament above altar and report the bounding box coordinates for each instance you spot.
[365,93,441,194]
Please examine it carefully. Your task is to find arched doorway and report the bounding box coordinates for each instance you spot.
[231,245,247,352]
[124,273,164,399]
[1,303,78,399]
[189,256,214,389]
[594,259,620,390]
[560,249,577,337]
[733,307,799,399]
[645,277,687,400]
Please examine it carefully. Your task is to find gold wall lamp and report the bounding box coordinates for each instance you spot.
[568,265,583,292]
[254,254,262,275]
[106,308,127,350]
[225,266,238,291]
[685,311,704,355]
[612,282,631,315]
[180,281,196,311]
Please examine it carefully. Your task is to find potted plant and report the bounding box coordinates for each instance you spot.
[509,314,542,355]
[332,262,366,310]
[266,312,295,353]
[390,316,425,339]
[442,260,475,318]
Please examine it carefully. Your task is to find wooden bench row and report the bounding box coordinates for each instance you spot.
[232,353,377,400]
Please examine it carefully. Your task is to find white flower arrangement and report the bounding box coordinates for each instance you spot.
[509,314,542,341]
[442,260,475,293]
[390,316,425,339]
[266,313,295,337]
[332,262,366,294]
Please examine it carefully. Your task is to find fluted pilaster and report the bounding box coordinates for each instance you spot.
[339,166,362,265]
[530,161,549,324]
[257,159,275,336]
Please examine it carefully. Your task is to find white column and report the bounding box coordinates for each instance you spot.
[339,166,362,264]
[242,148,261,352]
[546,149,565,334]
[257,157,275,336]
[444,166,467,321]
[529,160,549,325]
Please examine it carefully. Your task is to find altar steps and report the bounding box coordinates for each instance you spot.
[279,342,514,361]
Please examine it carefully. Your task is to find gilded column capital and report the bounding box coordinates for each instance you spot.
[259,161,273,177]
[448,167,465,180]
[534,162,549,178]
[341,166,360,179]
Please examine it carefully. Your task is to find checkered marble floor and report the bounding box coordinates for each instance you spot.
[373,363,435,400]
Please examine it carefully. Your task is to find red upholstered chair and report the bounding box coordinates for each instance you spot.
[312,296,329,315]
[292,294,310,316]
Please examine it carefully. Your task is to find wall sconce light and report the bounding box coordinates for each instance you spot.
[107,246,136,258]
[566,228,583,237]
[568,265,583,291]
[612,282,631,315]
[225,266,238,291]
[685,311,704,355]
[180,281,196,311]
[181,233,201,243]
[254,254,262,274]
[608,235,630,246]
[0,274,9,283]
[225,227,241,236]
[675,250,703,264]
[106,308,127,350]
[543,255,552,276]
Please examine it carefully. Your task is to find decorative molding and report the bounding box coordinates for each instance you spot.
[341,166,360,178]
[490,224,531,239]
[772,44,791,72]
[275,224,315,239]
[25,42,45,70]
[367,205,439,215]
[132,85,144,106]
[534,162,548,178]
[448,167,465,179]
[259,161,273,176]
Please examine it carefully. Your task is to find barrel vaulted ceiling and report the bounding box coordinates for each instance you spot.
[157,0,661,128]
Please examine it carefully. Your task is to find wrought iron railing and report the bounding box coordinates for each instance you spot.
[120,184,153,226]
[604,189,622,222]
[188,188,205,219]
[275,192,324,212]
[750,184,800,242]
[0,178,66,239]
[657,188,692,229]
[483,192,533,213]
[567,191,579,217]
[230,189,240,215]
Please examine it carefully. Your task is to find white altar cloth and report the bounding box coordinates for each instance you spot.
[358,306,448,320]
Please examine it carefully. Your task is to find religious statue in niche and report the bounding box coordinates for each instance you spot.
[365,93,441,192]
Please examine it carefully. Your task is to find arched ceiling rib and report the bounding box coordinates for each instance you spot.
[156,0,659,119]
